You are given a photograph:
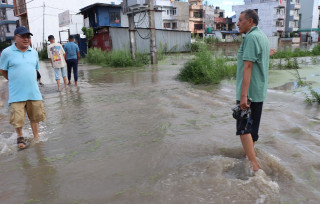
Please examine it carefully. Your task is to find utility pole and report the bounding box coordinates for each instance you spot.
[42,2,45,48]
[128,13,136,60]
[148,0,157,64]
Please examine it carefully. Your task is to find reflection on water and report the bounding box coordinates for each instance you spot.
[0,57,320,203]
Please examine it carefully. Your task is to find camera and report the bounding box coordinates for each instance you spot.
[231,99,251,120]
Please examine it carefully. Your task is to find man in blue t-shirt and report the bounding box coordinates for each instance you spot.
[0,27,46,149]
[64,36,80,86]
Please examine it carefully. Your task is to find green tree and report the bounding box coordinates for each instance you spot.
[81,27,94,54]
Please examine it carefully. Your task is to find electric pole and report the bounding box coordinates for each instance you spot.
[128,13,136,60]
[148,0,157,64]
[42,1,45,48]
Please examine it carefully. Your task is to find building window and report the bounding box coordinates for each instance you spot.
[194,24,203,30]
[172,22,177,29]
[6,24,9,32]
[1,0,6,3]
[2,9,6,20]
[164,23,171,28]
[110,12,120,24]
[254,9,258,14]
[193,12,203,18]
[167,10,169,15]
[170,8,176,16]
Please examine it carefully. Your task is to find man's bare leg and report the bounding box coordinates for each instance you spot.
[30,122,39,139]
[56,79,61,91]
[63,76,67,89]
[16,127,25,149]
[240,133,260,171]
[75,81,77,86]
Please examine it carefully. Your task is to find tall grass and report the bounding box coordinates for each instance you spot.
[177,45,236,84]
[271,44,320,59]
[85,48,150,67]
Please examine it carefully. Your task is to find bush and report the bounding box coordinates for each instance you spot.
[177,46,236,84]
[85,48,150,67]
[38,46,48,60]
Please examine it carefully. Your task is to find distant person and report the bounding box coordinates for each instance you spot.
[47,35,67,91]
[0,26,46,149]
[234,9,271,172]
[64,36,80,86]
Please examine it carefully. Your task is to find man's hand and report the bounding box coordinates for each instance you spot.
[240,95,250,110]
[269,49,276,57]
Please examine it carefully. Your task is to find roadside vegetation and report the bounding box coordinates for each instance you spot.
[85,48,150,67]
[271,44,320,59]
[177,44,236,84]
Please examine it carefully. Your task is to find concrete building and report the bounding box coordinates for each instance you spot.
[204,5,214,31]
[298,0,319,42]
[189,0,204,35]
[172,1,189,31]
[285,0,300,36]
[232,0,289,37]
[154,0,189,31]
[1,0,18,43]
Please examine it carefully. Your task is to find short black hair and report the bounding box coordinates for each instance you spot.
[48,35,54,40]
[241,9,259,25]
[68,35,74,40]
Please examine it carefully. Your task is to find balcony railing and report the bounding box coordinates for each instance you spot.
[274,14,285,19]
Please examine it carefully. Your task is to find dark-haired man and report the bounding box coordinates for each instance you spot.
[0,27,46,149]
[235,9,270,171]
[47,35,67,91]
[64,36,80,86]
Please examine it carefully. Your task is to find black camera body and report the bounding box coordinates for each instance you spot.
[231,99,252,120]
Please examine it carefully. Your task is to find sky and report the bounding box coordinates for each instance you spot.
[26,0,320,49]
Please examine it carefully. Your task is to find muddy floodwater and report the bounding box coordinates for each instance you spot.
[0,53,320,204]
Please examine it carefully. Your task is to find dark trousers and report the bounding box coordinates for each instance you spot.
[66,59,78,82]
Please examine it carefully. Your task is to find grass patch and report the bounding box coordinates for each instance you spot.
[177,45,236,84]
[85,48,151,67]
[271,44,320,59]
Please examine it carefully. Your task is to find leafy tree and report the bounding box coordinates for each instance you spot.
[81,27,94,54]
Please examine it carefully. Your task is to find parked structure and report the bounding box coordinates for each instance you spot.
[189,0,204,35]
[0,0,18,43]
[80,3,191,52]
[232,0,295,37]
[298,0,319,42]
[12,0,27,29]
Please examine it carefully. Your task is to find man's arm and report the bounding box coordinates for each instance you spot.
[77,51,80,64]
[0,69,8,80]
[240,60,253,110]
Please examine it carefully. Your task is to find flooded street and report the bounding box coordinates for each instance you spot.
[0,53,320,204]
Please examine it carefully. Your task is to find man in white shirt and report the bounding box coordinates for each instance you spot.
[47,35,67,91]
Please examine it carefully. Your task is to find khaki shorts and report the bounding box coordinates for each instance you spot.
[10,100,46,128]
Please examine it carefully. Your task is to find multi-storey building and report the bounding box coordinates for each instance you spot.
[155,0,189,31]
[0,0,18,43]
[298,0,319,42]
[189,0,204,35]
[285,0,300,35]
[232,0,300,37]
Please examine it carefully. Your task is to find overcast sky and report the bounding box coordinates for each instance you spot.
[26,0,320,49]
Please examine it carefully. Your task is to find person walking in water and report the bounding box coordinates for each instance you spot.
[0,27,46,149]
[64,35,80,86]
[235,9,270,172]
[47,35,68,91]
